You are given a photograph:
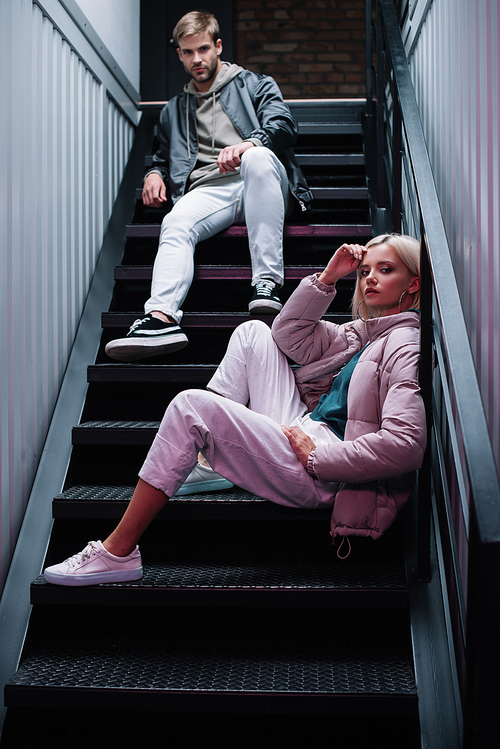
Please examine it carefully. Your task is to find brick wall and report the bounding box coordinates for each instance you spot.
[234,0,366,98]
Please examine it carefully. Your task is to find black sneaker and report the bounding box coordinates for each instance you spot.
[248,279,283,314]
[105,316,188,361]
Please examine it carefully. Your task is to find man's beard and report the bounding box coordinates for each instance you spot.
[189,57,219,84]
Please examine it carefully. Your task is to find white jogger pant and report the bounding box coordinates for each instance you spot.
[145,147,290,324]
[139,320,340,509]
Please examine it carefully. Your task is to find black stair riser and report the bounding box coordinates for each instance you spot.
[87,364,218,383]
[114,265,327,281]
[298,123,362,135]
[30,585,407,609]
[296,153,365,165]
[4,686,417,716]
[135,186,368,201]
[145,153,365,168]
[126,224,373,238]
[101,312,352,329]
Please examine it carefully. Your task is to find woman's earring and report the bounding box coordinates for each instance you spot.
[399,290,408,313]
[356,298,368,321]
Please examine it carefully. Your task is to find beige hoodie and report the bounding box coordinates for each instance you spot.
[185,62,262,191]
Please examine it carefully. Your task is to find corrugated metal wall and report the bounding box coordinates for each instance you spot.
[402,0,500,465]
[0,0,137,592]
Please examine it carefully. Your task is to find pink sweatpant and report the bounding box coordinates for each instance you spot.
[139,320,340,509]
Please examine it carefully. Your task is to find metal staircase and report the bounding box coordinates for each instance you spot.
[1,101,421,747]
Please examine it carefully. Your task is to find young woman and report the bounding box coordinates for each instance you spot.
[44,234,426,585]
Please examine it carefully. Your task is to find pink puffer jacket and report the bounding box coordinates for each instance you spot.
[272,274,427,540]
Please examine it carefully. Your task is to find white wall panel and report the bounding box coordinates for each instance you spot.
[0,0,136,592]
[402,0,500,466]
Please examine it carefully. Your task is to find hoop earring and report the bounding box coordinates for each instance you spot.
[399,291,408,313]
[356,298,368,321]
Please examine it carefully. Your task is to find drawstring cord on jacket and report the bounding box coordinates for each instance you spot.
[331,533,352,560]
[186,90,216,156]
[212,91,216,152]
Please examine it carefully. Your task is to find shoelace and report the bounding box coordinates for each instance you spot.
[254,280,276,297]
[129,317,150,332]
[66,541,100,568]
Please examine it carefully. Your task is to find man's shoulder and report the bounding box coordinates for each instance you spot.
[236,68,277,85]
[158,91,187,122]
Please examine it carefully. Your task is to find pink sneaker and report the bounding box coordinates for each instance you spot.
[43,540,143,586]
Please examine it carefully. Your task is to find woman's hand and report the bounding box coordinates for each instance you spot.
[318,243,366,286]
[281,426,316,468]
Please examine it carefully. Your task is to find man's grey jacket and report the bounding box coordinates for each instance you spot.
[146,68,314,210]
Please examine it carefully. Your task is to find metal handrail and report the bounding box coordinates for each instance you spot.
[369,1,500,745]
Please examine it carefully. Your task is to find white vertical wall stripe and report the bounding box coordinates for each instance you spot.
[0,0,137,593]
[403,0,500,467]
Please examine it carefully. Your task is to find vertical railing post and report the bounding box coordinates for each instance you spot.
[365,0,373,114]
[392,92,402,231]
[417,223,432,581]
[375,0,385,208]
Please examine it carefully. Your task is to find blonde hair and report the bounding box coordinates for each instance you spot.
[173,11,220,46]
[351,233,421,319]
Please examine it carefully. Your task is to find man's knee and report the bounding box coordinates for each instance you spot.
[159,199,198,239]
[240,146,279,175]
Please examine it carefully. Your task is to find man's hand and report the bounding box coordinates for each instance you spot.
[142,172,167,207]
[318,243,366,286]
[217,141,255,174]
[281,426,316,468]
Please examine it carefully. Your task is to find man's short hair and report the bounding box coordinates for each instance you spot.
[173,11,220,46]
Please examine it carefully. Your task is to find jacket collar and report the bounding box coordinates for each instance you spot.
[356,310,420,343]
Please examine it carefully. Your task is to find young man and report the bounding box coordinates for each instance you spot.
[105,10,313,362]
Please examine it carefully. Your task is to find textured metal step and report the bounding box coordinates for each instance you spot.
[32,536,407,608]
[51,485,292,517]
[72,420,159,445]
[101,311,351,330]
[5,635,417,714]
[125,223,373,239]
[296,153,365,166]
[51,485,343,529]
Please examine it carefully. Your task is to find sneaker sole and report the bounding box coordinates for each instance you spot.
[248,300,283,314]
[105,335,188,362]
[44,566,143,586]
[174,478,234,496]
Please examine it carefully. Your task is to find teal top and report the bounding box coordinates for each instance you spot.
[309,345,368,440]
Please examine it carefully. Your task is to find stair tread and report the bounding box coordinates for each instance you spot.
[52,485,335,522]
[33,546,405,596]
[6,637,416,710]
[296,153,365,164]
